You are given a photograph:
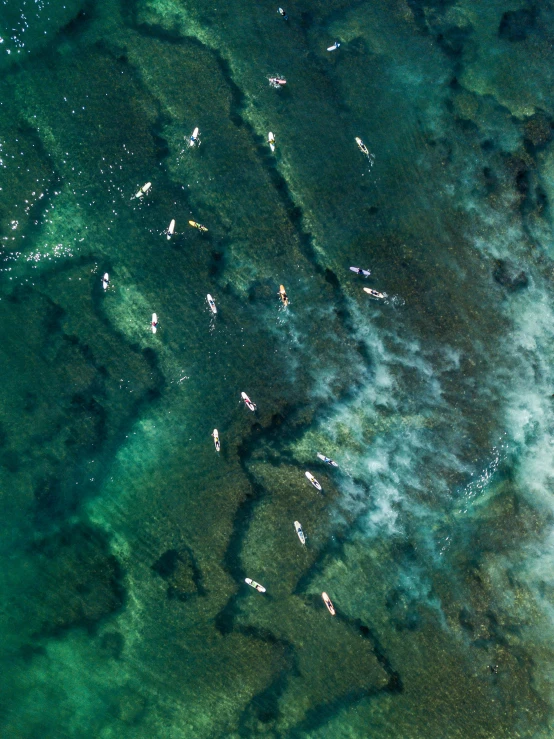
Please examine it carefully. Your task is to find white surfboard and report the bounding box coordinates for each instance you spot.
[151,313,158,333]
[241,392,256,411]
[102,273,109,290]
[327,42,340,51]
[134,182,151,199]
[322,592,336,615]
[294,521,306,545]
[350,266,371,277]
[355,137,369,156]
[245,578,266,593]
[268,132,275,152]
[207,294,217,314]
[189,127,199,146]
[305,471,322,491]
[167,219,175,239]
[317,452,338,467]
[363,287,386,299]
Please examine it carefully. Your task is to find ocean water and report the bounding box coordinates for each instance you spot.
[1,0,554,736]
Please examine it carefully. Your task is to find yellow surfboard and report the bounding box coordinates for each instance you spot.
[188,220,208,232]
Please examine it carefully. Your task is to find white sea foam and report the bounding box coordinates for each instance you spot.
[500,294,554,507]
[310,299,471,545]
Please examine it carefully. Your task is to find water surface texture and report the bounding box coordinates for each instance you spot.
[1,0,554,736]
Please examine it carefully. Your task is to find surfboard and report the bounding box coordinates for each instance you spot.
[317,452,338,467]
[213,429,220,452]
[294,521,306,545]
[189,220,208,232]
[167,219,175,239]
[327,42,340,51]
[134,182,151,199]
[350,266,371,277]
[151,313,158,334]
[241,392,256,411]
[268,132,275,152]
[102,273,109,290]
[279,284,289,306]
[245,578,266,593]
[305,471,322,491]
[207,294,217,314]
[189,127,199,146]
[322,592,336,615]
[363,287,385,299]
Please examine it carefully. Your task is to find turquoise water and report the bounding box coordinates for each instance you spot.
[1,0,554,736]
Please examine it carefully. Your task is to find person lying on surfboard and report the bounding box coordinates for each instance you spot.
[363,287,386,299]
[294,521,306,545]
[189,220,208,232]
[355,137,370,156]
[241,392,257,411]
[134,182,151,199]
[317,452,338,467]
[322,592,336,615]
[245,578,266,593]
[350,266,371,277]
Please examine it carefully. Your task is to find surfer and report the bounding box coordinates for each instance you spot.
[294,521,306,545]
[277,7,288,19]
[317,453,338,467]
[207,294,217,315]
[134,182,151,199]
[189,127,200,147]
[363,287,386,299]
[268,132,276,152]
[189,220,208,232]
[245,578,266,593]
[355,137,370,156]
[102,273,109,291]
[167,219,175,240]
[327,42,341,51]
[305,471,322,491]
[241,392,257,411]
[212,429,221,452]
[350,266,371,277]
[278,284,289,306]
[322,592,336,615]
[269,76,287,88]
[151,313,158,334]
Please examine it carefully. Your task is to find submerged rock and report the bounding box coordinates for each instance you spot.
[493,259,528,290]
[29,523,125,635]
[524,111,553,148]
[152,547,204,601]
[499,9,537,43]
